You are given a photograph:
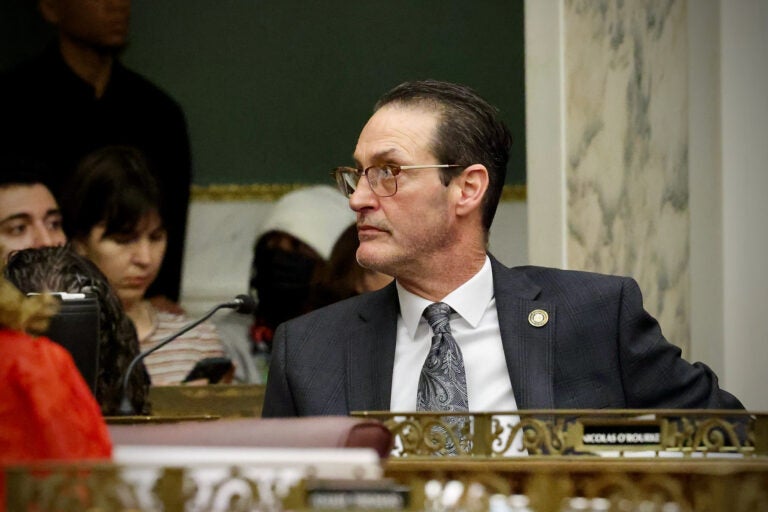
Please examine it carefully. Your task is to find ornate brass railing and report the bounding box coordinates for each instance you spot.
[352,409,767,457]
[5,411,768,511]
[5,462,300,511]
[6,455,768,511]
[386,460,768,512]
[350,410,768,511]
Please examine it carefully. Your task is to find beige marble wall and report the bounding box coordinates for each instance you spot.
[563,0,690,353]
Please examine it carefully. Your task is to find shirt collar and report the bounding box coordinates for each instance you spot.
[397,255,494,338]
[46,43,122,101]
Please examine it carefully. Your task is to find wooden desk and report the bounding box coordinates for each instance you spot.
[147,383,266,418]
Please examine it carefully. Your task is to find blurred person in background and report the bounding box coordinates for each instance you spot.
[309,222,393,309]
[0,160,66,262]
[0,259,112,508]
[0,0,192,304]
[215,185,355,384]
[62,146,226,386]
[5,244,150,415]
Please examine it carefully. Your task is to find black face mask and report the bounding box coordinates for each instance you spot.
[250,247,320,328]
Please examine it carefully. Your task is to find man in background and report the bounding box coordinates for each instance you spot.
[0,0,191,304]
[0,163,66,261]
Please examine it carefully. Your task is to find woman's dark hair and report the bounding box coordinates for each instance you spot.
[4,245,151,415]
[309,223,364,308]
[0,155,52,190]
[62,146,164,241]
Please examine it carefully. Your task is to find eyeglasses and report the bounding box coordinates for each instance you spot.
[332,164,464,198]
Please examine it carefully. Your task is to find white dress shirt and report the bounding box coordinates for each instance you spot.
[389,256,519,413]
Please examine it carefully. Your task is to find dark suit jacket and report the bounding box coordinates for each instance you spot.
[262,256,742,417]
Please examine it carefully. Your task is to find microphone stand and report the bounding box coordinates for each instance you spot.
[117,297,251,415]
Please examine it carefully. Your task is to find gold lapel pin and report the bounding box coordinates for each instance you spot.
[528,309,549,327]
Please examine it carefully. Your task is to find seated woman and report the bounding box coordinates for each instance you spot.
[4,245,150,415]
[62,146,227,386]
[0,267,111,507]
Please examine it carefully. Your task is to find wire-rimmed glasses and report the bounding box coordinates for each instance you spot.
[332,164,464,198]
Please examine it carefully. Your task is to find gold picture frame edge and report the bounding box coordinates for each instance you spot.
[191,183,527,202]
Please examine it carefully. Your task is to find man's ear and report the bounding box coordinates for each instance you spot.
[38,0,60,25]
[453,164,489,218]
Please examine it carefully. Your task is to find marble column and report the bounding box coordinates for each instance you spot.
[563,0,690,353]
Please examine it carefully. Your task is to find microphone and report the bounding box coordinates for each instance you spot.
[219,294,257,315]
[117,294,256,415]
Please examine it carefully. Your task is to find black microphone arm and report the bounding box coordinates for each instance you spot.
[117,294,256,415]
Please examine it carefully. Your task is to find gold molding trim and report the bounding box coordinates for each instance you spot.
[191,183,527,202]
[500,184,526,202]
[191,183,306,201]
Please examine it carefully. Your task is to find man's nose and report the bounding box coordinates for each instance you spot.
[349,175,378,211]
[30,224,54,248]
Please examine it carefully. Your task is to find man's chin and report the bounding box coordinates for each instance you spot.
[357,246,396,276]
[93,38,129,56]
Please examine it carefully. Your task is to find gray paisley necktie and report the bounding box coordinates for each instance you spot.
[417,302,469,454]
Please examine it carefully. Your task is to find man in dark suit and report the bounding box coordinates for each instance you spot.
[262,80,742,417]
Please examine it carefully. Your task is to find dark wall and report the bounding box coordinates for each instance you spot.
[0,0,54,69]
[1,0,525,187]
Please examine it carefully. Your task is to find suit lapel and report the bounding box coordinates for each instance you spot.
[344,260,556,413]
[346,283,399,413]
[491,257,555,409]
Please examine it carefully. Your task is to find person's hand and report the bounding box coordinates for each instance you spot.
[220,364,236,384]
[148,295,185,315]
[182,378,208,386]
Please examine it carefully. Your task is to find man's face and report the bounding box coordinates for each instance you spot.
[350,104,456,278]
[0,184,67,261]
[41,0,131,51]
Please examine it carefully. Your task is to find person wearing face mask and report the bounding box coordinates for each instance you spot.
[214,185,355,384]
[62,145,227,386]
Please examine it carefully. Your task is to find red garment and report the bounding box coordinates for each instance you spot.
[0,328,112,508]
[250,321,274,348]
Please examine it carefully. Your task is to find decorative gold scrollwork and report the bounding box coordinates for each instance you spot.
[358,410,766,458]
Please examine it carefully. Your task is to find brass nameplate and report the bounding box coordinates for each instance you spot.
[573,419,663,452]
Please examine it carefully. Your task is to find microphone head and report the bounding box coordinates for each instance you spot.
[232,294,257,315]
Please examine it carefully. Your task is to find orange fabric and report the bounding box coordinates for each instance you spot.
[0,328,112,509]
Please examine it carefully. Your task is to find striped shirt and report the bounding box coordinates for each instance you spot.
[139,305,225,385]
